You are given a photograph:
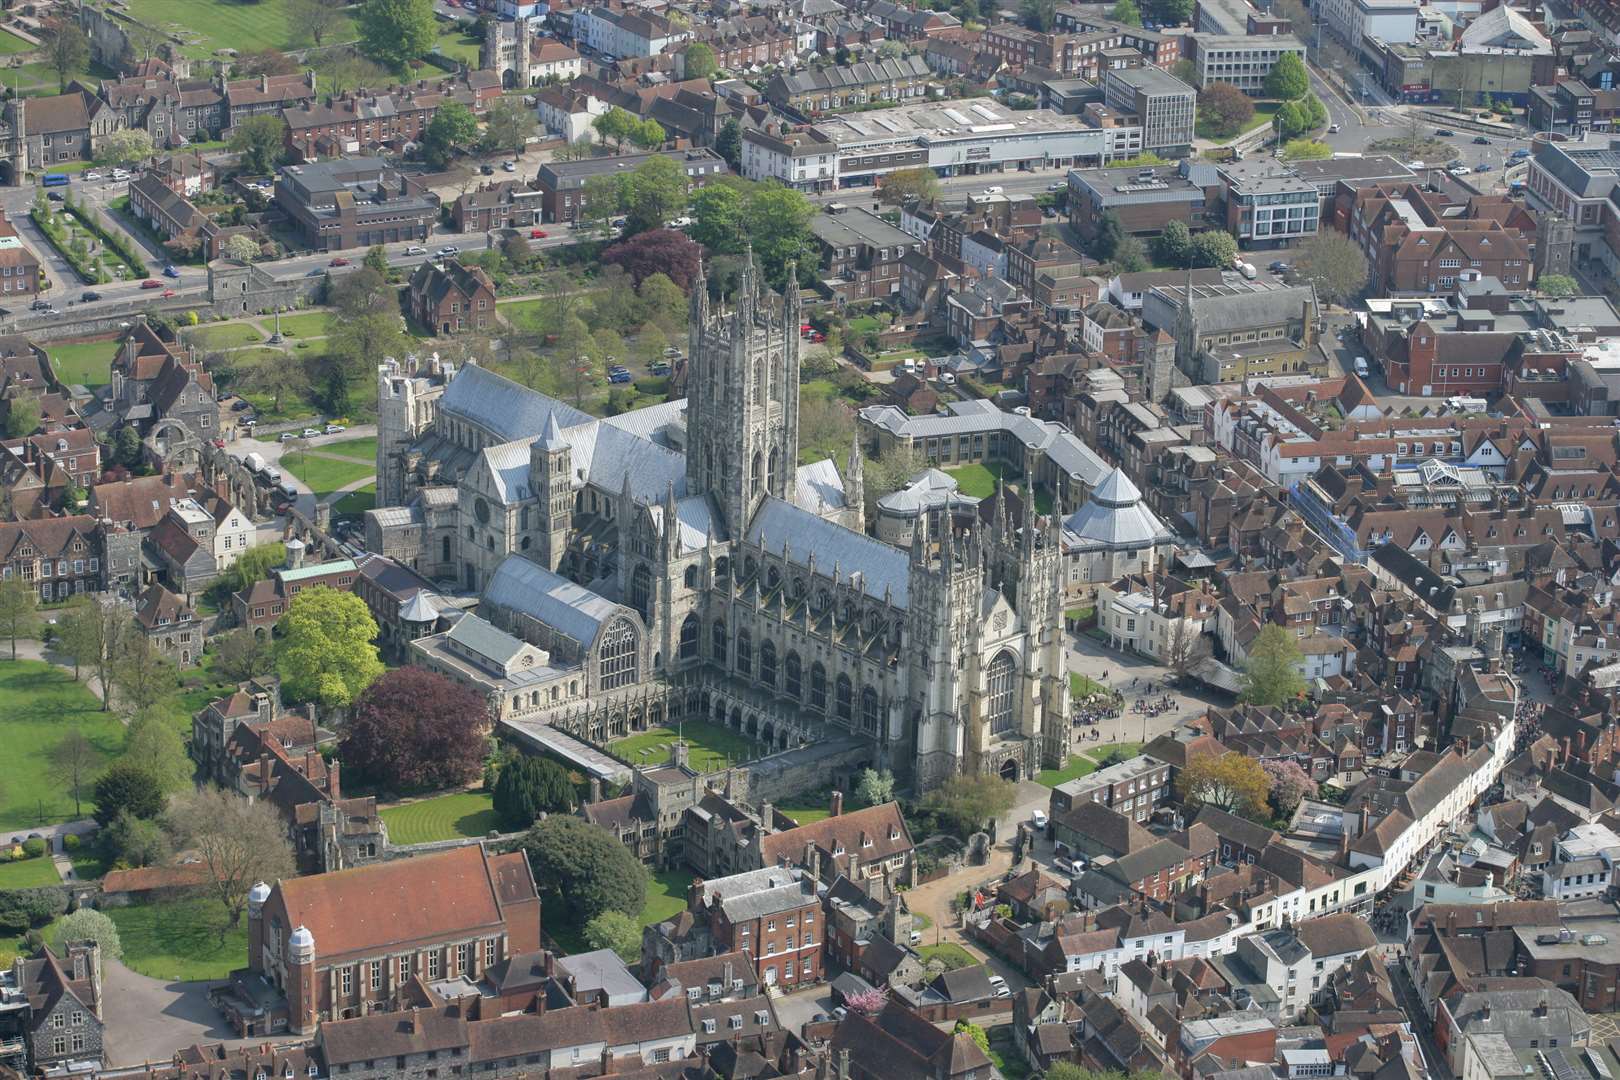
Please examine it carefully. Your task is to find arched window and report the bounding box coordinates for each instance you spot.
[520,506,530,530]
[785,652,802,698]
[861,687,880,734]
[684,565,698,589]
[760,640,777,686]
[810,663,827,711]
[598,619,638,691]
[736,629,752,675]
[751,450,763,496]
[630,564,652,621]
[768,448,781,493]
[712,621,728,663]
[835,674,853,721]
[679,614,700,659]
[987,650,1016,737]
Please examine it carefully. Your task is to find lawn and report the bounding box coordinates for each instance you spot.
[277,452,375,498]
[608,721,760,773]
[1070,673,1109,699]
[0,856,61,888]
[944,462,1009,499]
[319,436,378,462]
[126,0,357,59]
[331,485,376,519]
[185,323,264,350]
[640,867,693,928]
[0,29,33,55]
[499,299,548,331]
[434,25,482,65]
[271,312,332,338]
[45,339,117,388]
[1197,100,1281,141]
[380,791,500,845]
[1036,754,1098,789]
[775,788,836,825]
[67,848,106,882]
[15,57,116,98]
[105,896,248,982]
[917,943,977,970]
[0,661,126,830]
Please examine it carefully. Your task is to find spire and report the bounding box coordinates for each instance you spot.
[541,410,565,451]
[663,479,679,557]
[993,478,1008,544]
[847,432,865,533]
[736,243,757,329]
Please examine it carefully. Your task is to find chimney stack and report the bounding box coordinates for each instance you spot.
[328,758,340,801]
[259,752,272,796]
[829,790,844,817]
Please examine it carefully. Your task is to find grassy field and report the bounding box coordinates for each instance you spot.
[320,436,378,461]
[46,340,116,388]
[499,299,548,331]
[0,856,61,888]
[0,662,126,830]
[271,312,332,338]
[776,788,836,825]
[944,462,1010,499]
[185,323,264,350]
[0,29,33,54]
[331,485,376,519]
[380,791,500,845]
[16,57,116,98]
[640,867,692,928]
[918,943,977,970]
[434,25,482,64]
[127,0,357,58]
[609,721,760,773]
[1036,754,1098,789]
[105,897,248,982]
[277,452,375,498]
[1070,673,1109,699]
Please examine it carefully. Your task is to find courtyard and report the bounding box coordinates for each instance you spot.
[608,720,762,774]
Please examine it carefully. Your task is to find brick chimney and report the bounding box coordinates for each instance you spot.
[829,790,844,817]
[258,752,273,796]
[328,758,340,801]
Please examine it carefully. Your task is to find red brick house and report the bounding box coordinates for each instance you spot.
[409,259,497,336]
[0,212,40,303]
[689,866,823,990]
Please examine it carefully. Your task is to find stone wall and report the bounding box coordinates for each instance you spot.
[734,735,876,805]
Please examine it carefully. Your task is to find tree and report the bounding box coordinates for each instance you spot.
[1273,99,1307,140]
[324,303,408,414]
[584,910,642,963]
[553,136,596,163]
[123,22,169,65]
[122,709,190,792]
[954,1020,990,1054]
[1176,752,1272,819]
[689,183,746,253]
[578,173,624,233]
[101,809,169,868]
[229,115,286,175]
[1262,758,1318,819]
[592,106,639,153]
[168,787,297,932]
[289,0,345,47]
[485,96,536,160]
[1110,0,1143,24]
[112,426,142,469]
[1189,229,1237,269]
[312,48,392,98]
[54,599,125,709]
[275,586,385,713]
[881,166,942,206]
[1021,0,1057,30]
[342,667,488,790]
[638,272,689,330]
[1282,138,1333,161]
[923,774,1017,836]
[55,909,122,961]
[1294,231,1369,307]
[216,233,258,264]
[853,768,895,808]
[217,543,286,598]
[1164,615,1211,680]
[47,729,103,818]
[1145,0,1193,23]
[41,18,89,94]
[112,633,176,716]
[1152,220,1191,267]
[5,393,41,438]
[95,129,154,167]
[630,118,666,152]
[601,229,702,290]
[1198,82,1254,139]
[715,118,742,170]
[845,986,889,1016]
[744,184,816,287]
[518,816,648,929]
[492,755,577,829]
[358,0,437,70]
[1090,211,1124,260]
[208,627,271,683]
[1539,273,1579,298]
[1172,58,1198,85]
[235,48,300,77]
[1241,623,1307,706]
[0,579,39,660]
[1112,234,1147,273]
[683,41,718,80]
[501,232,532,269]
[621,156,690,236]
[362,244,391,277]
[423,101,478,168]
[92,762,165,827]
[1265,52,1309,100]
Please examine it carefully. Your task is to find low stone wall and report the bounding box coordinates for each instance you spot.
[734,735,876,804]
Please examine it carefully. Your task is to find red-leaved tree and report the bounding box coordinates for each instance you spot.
[601,228,703,290]
[340,667,490,792]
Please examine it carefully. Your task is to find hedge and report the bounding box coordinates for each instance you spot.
[31,206,108,285]
[60,195,147,277]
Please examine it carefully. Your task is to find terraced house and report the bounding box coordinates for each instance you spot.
[764,55,934,115]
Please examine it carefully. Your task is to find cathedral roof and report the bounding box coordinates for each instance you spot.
[483,555,623,648]
[649,495,725,554]
[747,496,910,608]
[440,364,592,444]
[794,459,847,515]
[1062,467,1174,552]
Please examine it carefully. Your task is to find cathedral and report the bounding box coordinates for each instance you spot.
[371,254,1069,791]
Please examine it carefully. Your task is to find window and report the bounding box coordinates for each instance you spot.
[987,650,1016,736]
[370,960,382,991]
[785,652,802,698]
[679,614,699,659]
[426,950,442,979]
[598,619,638,690]
[810,662,827,710]
[712,620,727,663]
[455,942,470,974]
[341,966,353,995]
[860,686,880,734]
[835,674,853,721]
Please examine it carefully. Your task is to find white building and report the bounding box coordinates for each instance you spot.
[739,127,839,190]
[1188,34,1308,92]
[572,6,689,57]
[1317,0,1420,49]
[1094,578,1215,661]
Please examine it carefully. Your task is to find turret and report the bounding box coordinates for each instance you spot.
[288,925,318,1034]
[846,431,865,533]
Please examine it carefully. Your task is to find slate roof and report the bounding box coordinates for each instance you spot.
[483,554,622,649]
[747,496,910,607]
[1062,466,1174,551]
[439,363,593,444]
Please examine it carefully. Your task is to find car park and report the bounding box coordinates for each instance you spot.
[1269,260,1288,273]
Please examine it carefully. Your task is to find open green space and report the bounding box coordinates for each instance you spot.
[1197,100,1281,142]
[640,867,693,928]
[608,721,760,773]
[944,462,1009,499]
[126,0,357,59]
[105,896,248,982]
[434,25,482,65]
[67,848,106,882]
[1088,742,1141,762]
[271,312,332,338]
[0,856,61,888]
[0,29,33,55]
[331,485,376,520]
[45,339,116,388]
[16,57,116,98]
[0,661,126,830]
[318,436,378,462]
[380,791,500,845]
[1036,754,1098,789]
[185,323,264,350]
[775,788,836,826]
[277,452,375,499]
[498,299,549,331]
[917,942,977,970]
[1070,673,1109,699]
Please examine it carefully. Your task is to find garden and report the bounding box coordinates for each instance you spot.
[31,194,147,285]
[0,661,127,830]
[274,450,375,501]
[104,896,249,981]
[126,0,357,59]
[45,339,118,389]
[607,721,762,774]
[379,790,500,845]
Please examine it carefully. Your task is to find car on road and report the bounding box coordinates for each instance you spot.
[529,229,548,239]
[301,427,320,438]
[161,289,175,298]
[46,190,64,201]
[324,423,346,434]
[1046,181,1065,191]
[279,431,295,441]
[1474,135,1491,145]
[1511,148,1530,160]
[480,164,494,175]
[82,170,101,181]
[1032,809,1048,829]
[1449,165,1471,177]
[404,245,427,256]
[982,185,1004,194]
[110,169,129,181]
[306,267,325,277]
[1435,128,1455,136]
[29,298,51,311]
[162,264,180,278]
[80,291,100,302]
[502,160,516,172]
[329,256,349,267]
[436,245,459,257]
[1328,123,1341,133]
[140,279,162,288]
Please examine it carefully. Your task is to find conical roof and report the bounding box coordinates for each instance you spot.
[1089,466,1142,509]
[541,411,567,451]
[399,591,440,623]
[1062,467,1172,551]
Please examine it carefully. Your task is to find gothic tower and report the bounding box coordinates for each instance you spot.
[908,513,989,789]
[684,252,801,536]
[530,412,572,572]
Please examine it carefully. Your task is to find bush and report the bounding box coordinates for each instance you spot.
[20,838,45,859]
[0,887,71,931]
[56,908,122,961]
[61,833,80,852]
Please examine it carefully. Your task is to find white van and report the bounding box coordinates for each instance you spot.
[1354,356,1370,377]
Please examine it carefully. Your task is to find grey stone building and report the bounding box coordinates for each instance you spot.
[0,943,104,1073]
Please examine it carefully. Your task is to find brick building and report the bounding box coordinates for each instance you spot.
[0,213,39,302]
[687,867,824,989]
[0,516,110,601]
[273,158,438,252]
[1068,166,1213,243]
[808,204,923,302]
[1338,181,1537,295]
[409,259,498,336]
[535,149,728,224]
[452,181,546,232]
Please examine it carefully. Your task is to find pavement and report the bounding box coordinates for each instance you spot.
[225,422,378,522]
[99,957,255,1068]
[1064,630,1224,748]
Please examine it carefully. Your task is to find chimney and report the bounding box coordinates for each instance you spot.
[1358,805,1369,836]
[328,759,340,802]
[761,801,773,829]
[688,878,706,912]
[1446,909,1457,937]
[258,752,272,795]
[543,950,555,979]
[829,790,844,817]
[723,958,733,989]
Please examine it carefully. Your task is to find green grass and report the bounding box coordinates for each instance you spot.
[434,25,482,64]
[67,848,106,882]
[331,485,376,519]
[0,29,32,55]
[912,911,932,932]
[126,0,357,59]
[1065,605,1095,623]
[776,789,835,825]
[0,856,61,888]
[0,661,126,830]
[270,312,332,338]
[640,867,693,928]
[105,897,248,982]
[185,323,264,350]
[277,452,375,498]
[1036,755,1098,789]
[1070,673,1109,699]
[45,339,117,388]
[1086,742,1140,762]
[498,299,549,331]
[380,791,500,845]
[944,462,1009,499]
[847,314,881,335]
[15,57,116,99]
[1197,100,1281,141]
[918,943,977,970]
[608,721,761,773]
[318,436,378,462]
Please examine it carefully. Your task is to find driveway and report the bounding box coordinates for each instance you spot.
[99,957,261,1067]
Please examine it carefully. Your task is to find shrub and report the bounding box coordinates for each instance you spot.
[61,833,80,852]
[20,838,46,859]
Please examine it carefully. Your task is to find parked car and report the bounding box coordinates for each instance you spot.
[232,399,253,411]
[649,362,670,375]
[1435,128,1455,136]
[1046,181,1065,191]
[529,229,548,239]
[1473,135,1491,145]
[301,427,320,438]
[1053,856,1073,874]
[1032,809,1049,829]
[279,431,295,441]
[329,256,349,267]
[1269,260,1289,273]
[502,160,516,172]
[80,291,100,302]
[1476,163,1494,173]
[404,245,427,256]
[1328,123,1341,133]
[46,192,63,202]
[140,279,162,288]
[479,164,494,175]
[241,417,258,427]
[82,170,102,181]
[1511,148,1530,160]
[982,185,1004,194]
[28,298,50,311]
[436,245,460,257]
[324,423,346,434]
[110,169,129,181]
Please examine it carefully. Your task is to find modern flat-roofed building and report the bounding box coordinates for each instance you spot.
[1186,34,1306,92]
[535,148,728,223]
[1068,163,1213,242]
[1103,67,1196,153]
[1217,159,1322,248]
[273,157,438,252]
[1317,0,1419,52]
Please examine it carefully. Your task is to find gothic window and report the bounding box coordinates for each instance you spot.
[713,621,728,663]
[767,566,781,591]
[987,650,1016,737]
[861,686,880,734]
[520,506,530,530]
[715,557,730,579]
[760,640,777,685]
[679,615,700,659]
[630,564,652,621]
[685,565,698,589]
[836,674,853,721]
[736,629,752,675]
[599,619,638,690]
[810,662,827,710]
[785,652,802,698]
[768,448,781,493]
[751,451,764,497]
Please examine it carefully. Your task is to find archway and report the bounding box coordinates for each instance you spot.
[502,67,519,90]
[999,759,1020,782]
[746,714,759,737]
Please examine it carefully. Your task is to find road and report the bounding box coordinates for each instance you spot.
[224,423,378,523]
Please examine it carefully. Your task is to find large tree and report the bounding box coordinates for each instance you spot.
[274,586,384,713]
[229,115,287,175]
[880,166,942,206]
[223,234,261,264]
[1021,0,1057,30]
[601,228,702,290]
[1241,623,1307,705]
[0,578,38,660]
[621,155,690,236]
[112,633,177,716]
[1294,231,1369,307]
[1176,752,1272,819]
[4,393,40,439]
[1539,273,1579,298]
[122,709,191,792]
[1262,758,1318,819]
[423,101,478,168]
[1152,219,1191,267]
[54,597,127,709]
[358,0,437,70]
[92,762,165,828]
[584,910,642,963]
[683,41,718,80]
[744,184,815,287]
[714,118,742,169]
[689,183,747,253]
[56,909,122,961]
[1189,229,1237,270]
[592,106,639,153]
[95,129,155,167]
[41,18,89,94]
[492,755,578,830]
[1264,51,1309,100]
[923,775,1016,836]
[1198,82,1254,139]
[288,0,345,47]
[341,667,488,791]
[47,728,103,819]
[484,96,536,161]
[211,627,274,683]
[1110,0,1143,25]
[167,787,297,932]
[518,816,648,928]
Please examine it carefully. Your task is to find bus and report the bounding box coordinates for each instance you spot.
[41,173,69,187]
